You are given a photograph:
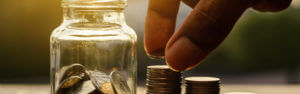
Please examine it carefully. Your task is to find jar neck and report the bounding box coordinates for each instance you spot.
[62,7,126,28]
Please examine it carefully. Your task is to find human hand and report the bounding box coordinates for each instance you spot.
[144,0,292,71]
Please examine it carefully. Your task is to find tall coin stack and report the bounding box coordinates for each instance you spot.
[185,77,220,94]
[146,65,182,94]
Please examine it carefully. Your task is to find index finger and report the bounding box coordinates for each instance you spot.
[144,0,180,58]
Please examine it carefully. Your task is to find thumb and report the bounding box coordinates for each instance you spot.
[165,0,253,71]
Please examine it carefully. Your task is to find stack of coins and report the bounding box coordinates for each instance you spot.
[185,77,220,94]
[146,65,182,94]
[56,64,131,94]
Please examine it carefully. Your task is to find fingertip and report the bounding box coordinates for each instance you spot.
[144,0,181,59]
[145,48,165,59]
[165,36,206,71]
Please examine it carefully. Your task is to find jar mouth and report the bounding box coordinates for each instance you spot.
[62,0,127,8]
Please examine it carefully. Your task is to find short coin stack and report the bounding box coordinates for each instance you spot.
[185,77,220,94]
[146,65,182,94]
[56,64,131,94]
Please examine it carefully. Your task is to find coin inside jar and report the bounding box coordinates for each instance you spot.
[59,76,82,88]
[110,71,131,94]
[100,82,116,94]
[74,80,99,94]
[89,71,115,94]
[60,64,86,82]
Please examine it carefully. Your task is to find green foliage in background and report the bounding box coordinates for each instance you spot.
[0,0,61,79]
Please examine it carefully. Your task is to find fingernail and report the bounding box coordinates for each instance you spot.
[146,50,165,60]
[166,36,206,71]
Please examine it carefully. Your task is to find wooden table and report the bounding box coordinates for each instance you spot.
[0,84,299,94]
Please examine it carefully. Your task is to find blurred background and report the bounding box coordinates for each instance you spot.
[0,0,300,93]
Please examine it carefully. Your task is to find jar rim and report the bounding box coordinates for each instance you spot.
[61,0,127,8]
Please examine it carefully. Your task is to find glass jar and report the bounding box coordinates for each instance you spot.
[50,0,137,94]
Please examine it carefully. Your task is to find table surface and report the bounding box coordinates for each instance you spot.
[0,84,299,94]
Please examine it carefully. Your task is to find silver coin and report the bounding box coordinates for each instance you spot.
[56,88,74,94]
[147,89,181,94]
[185,87,220,90]
[147,65,170,70]
[99,82,115,94]
[146,82,181,86]
[146,81,181,85]
[147,69,177,73]
[110,71,131,94]
[147,77,181,82]
[147,66,180,73]
[147,79,181,83]
[56,85,76,94]
[89,71,115,94]
[147,72,181,78]
[60,76,82,88]
[89,90,101,94]
[185,77,220,82]
[186,82,220,84]
[146,86,181,91]
[55,88,68,94]
[186,86,220,88]
[74,80,98,94]
[60,64,86,82]
[146,85,181,89]
[147,68,180,73]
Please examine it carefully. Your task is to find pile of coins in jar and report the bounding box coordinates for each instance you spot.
[56,64,130,94]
